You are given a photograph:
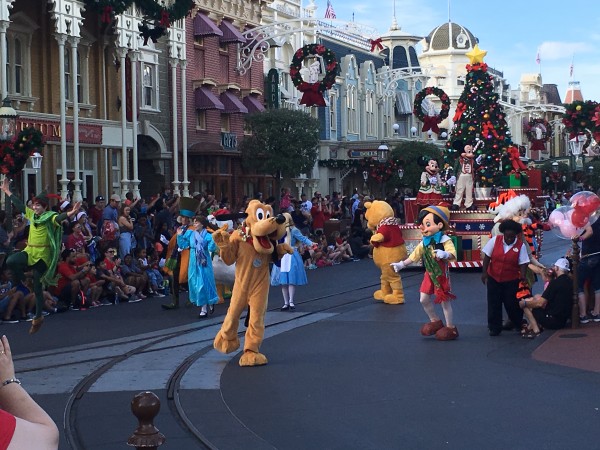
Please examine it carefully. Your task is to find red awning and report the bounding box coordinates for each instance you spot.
[220,91,248,114]
[219,20,246,44]
[243,95,265,113]
[195,87,224,110]
[193,13,223,37]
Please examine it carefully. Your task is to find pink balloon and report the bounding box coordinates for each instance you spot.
[571,209,589,228]
[570,191,600,215]
[558,220,580,239]
[549,206,583,239]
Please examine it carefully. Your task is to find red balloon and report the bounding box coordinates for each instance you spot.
[571,209,589,228]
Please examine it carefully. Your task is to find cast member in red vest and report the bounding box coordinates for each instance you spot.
[481,219,530,336]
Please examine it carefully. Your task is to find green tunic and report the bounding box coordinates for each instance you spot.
[11,195,67,286]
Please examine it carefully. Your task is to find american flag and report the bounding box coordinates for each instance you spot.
[535,50,540,65]
[570,62,574,77]
[324,0,336,19]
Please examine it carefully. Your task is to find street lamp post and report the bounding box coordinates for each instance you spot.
[552,161,559,193]
[31,152,43,172]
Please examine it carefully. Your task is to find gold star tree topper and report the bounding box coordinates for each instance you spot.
[466,44,487,64]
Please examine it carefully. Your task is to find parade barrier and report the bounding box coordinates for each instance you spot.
[127,391,165,449]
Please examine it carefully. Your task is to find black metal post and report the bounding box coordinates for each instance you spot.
[571,237,580,328]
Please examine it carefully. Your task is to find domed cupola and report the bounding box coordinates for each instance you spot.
[421,22,478,53]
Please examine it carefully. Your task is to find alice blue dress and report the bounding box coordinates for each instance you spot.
[270,227,314,286]
[178,228,219,307]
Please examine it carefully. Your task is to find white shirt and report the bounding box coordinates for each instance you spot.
[482,235,530,265]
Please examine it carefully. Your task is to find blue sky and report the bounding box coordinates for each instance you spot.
[313,0,600,103]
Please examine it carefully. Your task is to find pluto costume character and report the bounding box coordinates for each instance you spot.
[212,200,292,366]
[364,200,407,304]
[391,205,459,341]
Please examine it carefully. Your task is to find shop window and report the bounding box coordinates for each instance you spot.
[197,110,206,130]
[220,114,230,132]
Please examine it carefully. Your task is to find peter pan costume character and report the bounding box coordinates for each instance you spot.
[390,205,459,341]
[1,178,81,333]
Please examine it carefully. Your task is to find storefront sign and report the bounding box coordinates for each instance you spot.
[266,68,279,109]
[17,119,102,144]
[348,150,378,158]
[221,132,237,150]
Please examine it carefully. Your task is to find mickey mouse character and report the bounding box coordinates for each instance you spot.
[451,140,483,211]
[390,205,459,341]
[416,156,442,207]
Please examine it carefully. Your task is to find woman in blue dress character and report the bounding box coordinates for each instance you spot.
[271,212,316,311]
[178,215,219,318]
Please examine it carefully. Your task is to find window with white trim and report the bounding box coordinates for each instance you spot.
[139,46,160,111]
[6,12,36,98]
[64,49,82,102]
[329,92,336,131]
[346,85,357,133]
[366,90,374,136]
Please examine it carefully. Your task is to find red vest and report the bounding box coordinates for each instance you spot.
[487,236,523,282]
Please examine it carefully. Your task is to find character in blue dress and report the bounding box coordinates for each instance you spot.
[178,216,219,318]
[270,213,316,311]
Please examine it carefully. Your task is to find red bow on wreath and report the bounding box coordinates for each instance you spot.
[101,6,113,24]
[298,82,326,107]
[421,115,441,134]
[369,38,383,52]
[160,10,170,28]
[507,146,527,172]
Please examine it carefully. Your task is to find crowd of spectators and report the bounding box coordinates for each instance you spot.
[0,187,400,323]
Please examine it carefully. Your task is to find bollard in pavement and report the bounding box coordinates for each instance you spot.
[570,237,580,329]
[127,391,166,449]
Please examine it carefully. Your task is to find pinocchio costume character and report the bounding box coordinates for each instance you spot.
[391,205,459,341]
[161,196,200,310]
[1,179,80,334]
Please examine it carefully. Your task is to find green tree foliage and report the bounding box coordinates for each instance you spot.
[239,109,320,178]
[389,141,444,193]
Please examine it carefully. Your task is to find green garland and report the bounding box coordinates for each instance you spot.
[84,0,194,42]
[0,128,44,176]
[84,0,134,23]
[290,44,338,93]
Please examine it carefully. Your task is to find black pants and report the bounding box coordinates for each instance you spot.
[487,276,523,333]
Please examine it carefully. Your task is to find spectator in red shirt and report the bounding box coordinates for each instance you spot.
[311,197,326,236]
[55,249,91,309]
[87,196,105,233]
[66,222,87,254]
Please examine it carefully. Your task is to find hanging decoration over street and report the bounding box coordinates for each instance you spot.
[0,128,44,175]
[412,87,450,134]
[83,0,194,43]
[525,118,553,151]
[290,44,338,107]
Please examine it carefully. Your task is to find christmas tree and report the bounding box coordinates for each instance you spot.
[445,45,517,187]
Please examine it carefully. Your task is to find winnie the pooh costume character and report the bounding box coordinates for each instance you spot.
[391,205,459,341]
[364,200,407,304]
[212,200,292,367]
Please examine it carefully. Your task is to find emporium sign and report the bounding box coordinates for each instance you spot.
[17,119,102,145]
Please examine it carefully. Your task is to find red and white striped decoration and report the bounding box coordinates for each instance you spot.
[450,261,483,268]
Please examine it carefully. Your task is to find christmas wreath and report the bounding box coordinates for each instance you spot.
[136,0,194,43]
[562,100,598,135]
[0,128,44,175]
[83,0,194,43]
[413,86,450,134]
[290,44,338,107]
[525,118,553,151]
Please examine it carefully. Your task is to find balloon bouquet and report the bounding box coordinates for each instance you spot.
[548,191,600,239]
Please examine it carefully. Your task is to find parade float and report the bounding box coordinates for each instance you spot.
[402,45,546,268]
